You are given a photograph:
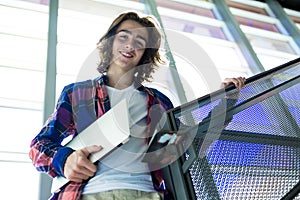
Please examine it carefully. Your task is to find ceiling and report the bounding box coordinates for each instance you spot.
[256,0,300,12]
[277,0,300,11]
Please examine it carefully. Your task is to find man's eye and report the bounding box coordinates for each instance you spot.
[119,35,128,39]
[119,34,128,40]
[136,41,146,49]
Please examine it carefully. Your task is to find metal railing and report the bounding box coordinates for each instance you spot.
[161,57,300,200]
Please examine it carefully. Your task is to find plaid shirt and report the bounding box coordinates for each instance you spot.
[29,75,174,200]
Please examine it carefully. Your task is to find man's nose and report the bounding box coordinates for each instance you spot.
[124,40,135,51]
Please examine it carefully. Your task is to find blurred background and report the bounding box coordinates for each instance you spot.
[1,0,300,199]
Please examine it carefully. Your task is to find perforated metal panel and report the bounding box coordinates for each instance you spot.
[190,140,300,199]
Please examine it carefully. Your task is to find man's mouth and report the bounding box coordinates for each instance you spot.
[120,51,134,58]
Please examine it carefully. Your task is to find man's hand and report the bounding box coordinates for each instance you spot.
[64,145,103,183]
[221,77,246,90]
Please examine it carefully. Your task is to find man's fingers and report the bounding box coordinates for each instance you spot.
[236,76,246,89]
[78,145,103,173]
[64,145,103,182]
[67,168,92,182]
[81,145,103,157]
[77,156,97,175]
[222,77,246,89]
[235,76,246,89]
[65,154,98,182]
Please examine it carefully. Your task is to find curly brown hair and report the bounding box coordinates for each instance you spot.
[97,11,166,86]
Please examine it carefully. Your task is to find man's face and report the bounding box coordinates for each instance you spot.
[111,19,149,72]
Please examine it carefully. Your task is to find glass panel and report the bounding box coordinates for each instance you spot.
[165,30,250,100]
[0,67,45,107]
[161,16,227,40]
[0,107,42,152]
[0,2,48,199]
[174,55,210,101]
[0,4,48,39]
[18,0,49,5]
[289,15,300,24]
[246,34,295,54]
[1,162,40,199]
[155,0,216,18]
[235,16,279,32]
[256,53,298,71]
[200,44,248,70]
[154,0,227,40]
[56,42,96,76]
[0,34,47,71]
[186,38,249,75]
[226,0,268,16]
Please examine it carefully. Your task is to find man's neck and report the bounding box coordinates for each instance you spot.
[106,72,134,90]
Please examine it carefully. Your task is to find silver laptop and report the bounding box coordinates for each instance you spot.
[51,99,130,193]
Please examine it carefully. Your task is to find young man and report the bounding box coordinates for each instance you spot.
[29,11,245,200]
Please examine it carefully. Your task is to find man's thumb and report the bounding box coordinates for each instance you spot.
[82,145,103,156]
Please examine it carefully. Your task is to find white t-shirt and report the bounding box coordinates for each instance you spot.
[82,84,156,194]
